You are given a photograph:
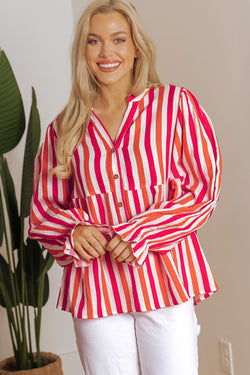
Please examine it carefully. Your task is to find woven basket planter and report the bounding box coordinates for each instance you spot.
[0,352,63,375]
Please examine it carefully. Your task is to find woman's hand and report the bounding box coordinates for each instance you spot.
[73,225,108,261]
[106,234,135,263]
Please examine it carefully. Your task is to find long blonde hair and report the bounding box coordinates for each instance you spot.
[55,0,161,178]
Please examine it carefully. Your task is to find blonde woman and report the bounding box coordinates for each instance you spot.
[29,1,221,374]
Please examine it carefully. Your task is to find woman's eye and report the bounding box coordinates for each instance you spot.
[115,38,125,43]
[88,39,99,44]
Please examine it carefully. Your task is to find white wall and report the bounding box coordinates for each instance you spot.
[0,0,83,371]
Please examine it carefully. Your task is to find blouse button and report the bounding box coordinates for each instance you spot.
[114,174,119,179]
[111,148,115,153]
[118,202,123,207]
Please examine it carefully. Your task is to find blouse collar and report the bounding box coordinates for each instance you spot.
[127,88,151,103]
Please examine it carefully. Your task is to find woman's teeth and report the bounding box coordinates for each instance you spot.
[99,62,120,68]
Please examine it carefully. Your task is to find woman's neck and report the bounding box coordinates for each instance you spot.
[94,82,132,111]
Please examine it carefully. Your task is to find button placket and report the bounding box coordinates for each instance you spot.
[110,147,125,213]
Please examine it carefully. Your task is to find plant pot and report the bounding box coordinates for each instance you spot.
[0,352,63,374]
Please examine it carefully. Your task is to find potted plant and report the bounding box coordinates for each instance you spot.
[0,49,63,374]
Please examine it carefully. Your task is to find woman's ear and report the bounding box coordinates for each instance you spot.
[134,48,139,58]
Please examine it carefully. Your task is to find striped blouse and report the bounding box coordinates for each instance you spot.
[28,84,222,319]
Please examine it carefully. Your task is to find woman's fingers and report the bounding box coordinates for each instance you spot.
[84,236,106,256]
[73,225,108,261]
[106,234,135,263]
[75,238,99,258]
[105,234,122,253]
[74,244,95,261]
[116,248,135,263]
[73,228,136,263]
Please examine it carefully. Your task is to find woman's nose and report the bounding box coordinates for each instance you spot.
[100,41,114,57]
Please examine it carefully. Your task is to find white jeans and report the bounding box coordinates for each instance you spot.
[73,299,199,375]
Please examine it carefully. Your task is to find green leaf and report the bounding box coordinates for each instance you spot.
[0,155,20,250]
[17,238,49,307]
[0,213,3,246]
[0,254,17,307]
[0,49,25,154]
[0,190,3,246]
[39,250,54,277]
[20,88,41,218]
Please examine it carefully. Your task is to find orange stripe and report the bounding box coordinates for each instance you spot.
[188,93,214,197]
[145,214,209,246]
[184,237,200,295]
[124,190,133,221]
[42,138,49,202]
[137,268,152,310]
[82,136,96,196]
[84,268,93,319]
[170,248,179,272]
[157,184,163,202]
[133,101,146,187]
[141,187,150,210]
[155,86,165,180]
[153,255,170,306]
[173,125,182,159]
[86,196,100,224]
[71,268,81,313]
[104,192,115,225]
[117,263,133,311]
[163,256,188,301]
[181,95,200,194]
[100,265,112,316]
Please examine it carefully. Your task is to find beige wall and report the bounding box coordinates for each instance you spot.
[129,1,249,374]
[0,0,249,374]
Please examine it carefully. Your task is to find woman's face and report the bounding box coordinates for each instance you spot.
[85,11,137,90]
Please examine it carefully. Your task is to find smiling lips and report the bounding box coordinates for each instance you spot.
[97,61,121,72]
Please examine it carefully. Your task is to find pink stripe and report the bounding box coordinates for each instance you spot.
[88,124,106,194]
[77,298,84,319]
[122,127,135,189]
[115,148,130,221]
[166,273,178,305]
[92,261,103,317]
[187,90,218,156]
[132,190,141,215]
[144,89,158,186]
[105,256,123,313]
[185,92,207,201]
[145,258,160,308]
[50,129,59,203]
[178,243,190,293]
[191,233,210,292]
[61,265,72,312]
[96,194,106,224]
[166,85,175,172]
[115,102,138,148]
[128,268,141,311]
[73,148,86,198]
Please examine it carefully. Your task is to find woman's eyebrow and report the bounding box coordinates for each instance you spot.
[111,31,128,36]
[87,31,128,37]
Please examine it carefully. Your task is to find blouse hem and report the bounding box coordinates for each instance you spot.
[56,287,219,319]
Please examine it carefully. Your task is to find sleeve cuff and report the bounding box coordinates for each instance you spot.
[63,222,93,268]
[64,222,114,268]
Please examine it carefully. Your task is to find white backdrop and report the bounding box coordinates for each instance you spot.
[0,0,82,371]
